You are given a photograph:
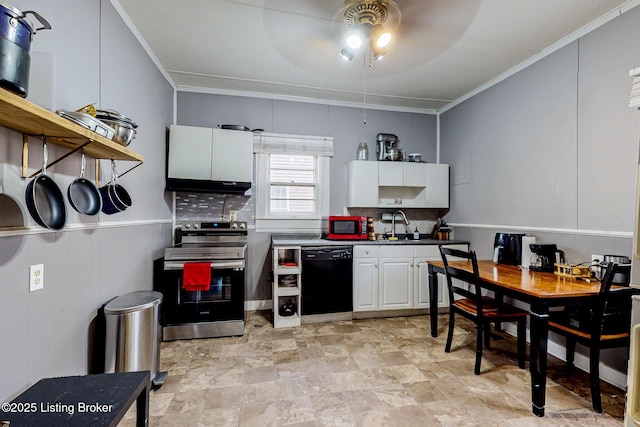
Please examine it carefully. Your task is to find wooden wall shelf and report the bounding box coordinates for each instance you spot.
[0,89,143,162]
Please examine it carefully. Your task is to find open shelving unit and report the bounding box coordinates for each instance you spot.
[272,246,302,328]
[0,89,143,167]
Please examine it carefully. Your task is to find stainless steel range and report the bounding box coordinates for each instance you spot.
[154,221,247,340]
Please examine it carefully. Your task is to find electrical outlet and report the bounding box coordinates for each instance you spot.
[29,264,44,292]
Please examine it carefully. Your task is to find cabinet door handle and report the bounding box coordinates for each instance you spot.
[375,264,378,268]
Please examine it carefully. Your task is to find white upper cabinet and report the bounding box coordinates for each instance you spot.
[426,164,449,208]
[403,162,427,187]
[211,128,253,182]
[347,161,379,207]
[347,160,448,208]
[378,162,427,187]
[168,125,253,185]
[378,162,404,186]
[168,125,213,180]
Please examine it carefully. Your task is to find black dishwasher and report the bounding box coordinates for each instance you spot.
[301,246,353,315]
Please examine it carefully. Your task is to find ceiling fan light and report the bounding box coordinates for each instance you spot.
[371,24,391,48]
[376,32,391,48]
[340,47,354,61]
[346,33,362,49]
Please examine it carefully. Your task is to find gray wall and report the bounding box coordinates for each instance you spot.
[0,0,173,401]
[176,93,438,302]
[440,6,640,384]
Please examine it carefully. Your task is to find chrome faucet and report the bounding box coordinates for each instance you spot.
[391,210,411,239]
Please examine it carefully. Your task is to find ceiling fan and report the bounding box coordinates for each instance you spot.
[333,0,402,61]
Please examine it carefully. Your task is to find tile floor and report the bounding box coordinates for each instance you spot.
[120,312,626,426]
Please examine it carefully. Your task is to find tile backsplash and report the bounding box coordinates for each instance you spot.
[174,193,446,236]
[175,192,255,223]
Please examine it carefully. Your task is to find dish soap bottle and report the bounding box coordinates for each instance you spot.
[413,227,420,240]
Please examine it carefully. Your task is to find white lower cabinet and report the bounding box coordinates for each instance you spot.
[413,244,468,309]
[353,246,379,311]
[354,243,468,313]
[414,260,433,308]
[379,246,414,310]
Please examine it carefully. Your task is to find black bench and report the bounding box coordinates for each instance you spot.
[0,371,149,427]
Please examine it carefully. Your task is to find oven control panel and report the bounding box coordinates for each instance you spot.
[181,221,247,231]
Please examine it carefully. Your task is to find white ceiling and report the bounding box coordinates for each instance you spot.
[115,0,637,112]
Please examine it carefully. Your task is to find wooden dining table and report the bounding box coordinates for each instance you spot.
[427,259,637,417]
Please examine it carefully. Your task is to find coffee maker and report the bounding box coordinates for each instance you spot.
[376,133,400,161]
[493,233,524,266]
[529,243,565,272]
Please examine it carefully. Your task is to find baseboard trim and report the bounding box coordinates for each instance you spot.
[245,300,272,311]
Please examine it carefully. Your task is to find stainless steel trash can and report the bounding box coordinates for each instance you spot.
[104,290,167,387]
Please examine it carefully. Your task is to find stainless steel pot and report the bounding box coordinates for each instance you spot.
[95,109,138,146]
[0,3,51,96]
[101,118,137,146]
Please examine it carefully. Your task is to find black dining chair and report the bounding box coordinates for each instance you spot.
[439,246,528,375]
[548,262,632,413]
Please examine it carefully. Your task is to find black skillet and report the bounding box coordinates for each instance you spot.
[25,142,67,230]
[67,150,102,216]
[219,124,263,132]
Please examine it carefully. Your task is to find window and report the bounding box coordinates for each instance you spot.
[254,134,333,232]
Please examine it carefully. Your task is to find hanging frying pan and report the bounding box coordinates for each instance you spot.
[67,150,101,215]
[25,142,66,230]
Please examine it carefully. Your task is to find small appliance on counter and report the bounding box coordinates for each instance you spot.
[376,133,403,161]
[599,254,631,285]
[529,243,565,272]
[493,232,525,266]
[521,235,536,269]
[322,216,368,240]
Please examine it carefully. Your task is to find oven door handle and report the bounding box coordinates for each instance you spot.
[163,260,245,270]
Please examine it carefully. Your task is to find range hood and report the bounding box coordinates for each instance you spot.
[166,177,251,195]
